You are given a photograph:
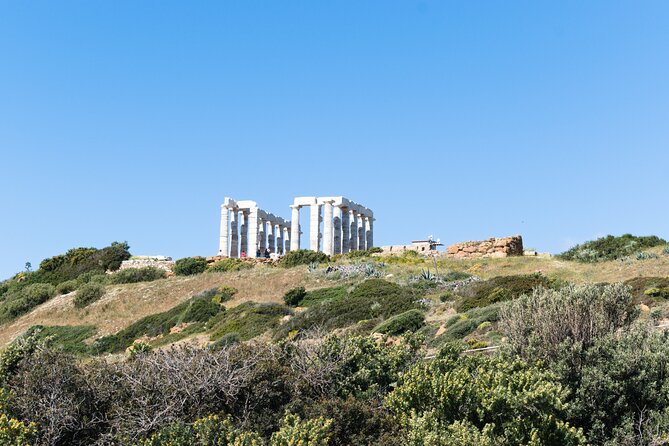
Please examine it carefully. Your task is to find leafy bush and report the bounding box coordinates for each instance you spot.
[107,267,166,284]
[56,280,78,295]
[137,414,263,445]
[207,258,254,273]
[173,257,209,276]
[558,234,666,263]
[270,414,333,446]
[279,250,329,268]
[436,305,501,343]
[300,286,348,307]
[126,341,152,359]
[454,273,552,312]
[275,280,423,338]
[442,270,472,282]
[500,283,636,364]
[74,283,105,308]
[209,302,291,341]
[93,289,225,353]
[373,309,425,335]
[26,325,96,355]
[386,356,586,445]
[283,287,307,306]
[624,277,669,304]
[76,271,109,286]
[0,283,57,323]
[636,251,660,260]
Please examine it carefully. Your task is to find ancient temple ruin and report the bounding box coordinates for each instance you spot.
[218,196,374,258]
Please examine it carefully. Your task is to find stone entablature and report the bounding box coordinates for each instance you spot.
[446,235,524,259]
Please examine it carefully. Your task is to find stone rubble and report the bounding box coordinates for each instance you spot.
[446,235,524,259]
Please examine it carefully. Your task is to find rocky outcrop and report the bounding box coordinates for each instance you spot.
[119,259,176,274]
[446,235,523,259]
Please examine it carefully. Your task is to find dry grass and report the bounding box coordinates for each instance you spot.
[0,265,308,347]
[1,248,667,348]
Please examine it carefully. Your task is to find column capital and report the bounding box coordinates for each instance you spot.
[290,204,302,210]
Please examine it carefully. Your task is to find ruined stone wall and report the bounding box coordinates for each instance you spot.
[446,235,523,259]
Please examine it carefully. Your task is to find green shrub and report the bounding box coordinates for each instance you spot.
[21,283,57,307]
[436,305,501,343]
[284,287,307,306]
[107,267,166,284]
[624,277,669,304]
[74,283,105,308]
[92,289,226,353]
[454,273,552,312]
[56,280,78,295]
[137,414,263,446]
[275,279,422,338]
[209,302,291,341]
[76,271,108,286]
[442,270,472,282]
[26,325,96,355]
[558,234,666,262]
[300,286,348,307]
[279,250,329,268]
[207,258,254,273]
[173,257,208,276]
[373,309,425,335]
[439,291,453,302]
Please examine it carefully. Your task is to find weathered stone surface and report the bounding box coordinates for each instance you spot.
[446,235,523,259]
[119,259,175,274]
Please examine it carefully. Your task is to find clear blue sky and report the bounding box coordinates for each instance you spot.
[1,1,668,280]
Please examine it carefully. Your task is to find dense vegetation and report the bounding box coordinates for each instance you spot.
[3,241,669,444]
[558,234,666,262]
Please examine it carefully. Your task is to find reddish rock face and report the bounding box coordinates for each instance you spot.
[446,235,523,259]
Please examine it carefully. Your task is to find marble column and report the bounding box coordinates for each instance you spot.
[310,204,321,252]
[268,222,275,253]
[219,205,229,256]
[366,216,373,249]
[349,210,358,251]
[341,207,350,254]
[247,207,258,257]
[333,207,342,255]
[230,209,239,258]
[240,211,248,257]
[275,224,283,254]
[290,205,301,251]
[358,214,366,251]
[322,200,334,255]
[284,227,291,253]
[258,218,266,252]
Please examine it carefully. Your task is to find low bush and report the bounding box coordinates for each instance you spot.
[623,277,669,304]
[279,250,329,268]
[275,279,423,339]
[92,289,225,353]
[283,287,307,306]
[300,286,348,307]
[373,309,425,335]
[74,283,105,308]
[56,280,78,295]
[435,304,501,343]
[0,283,57,323]
[107,267,166,284]
[26,325,96,355]
[76,271,108,286]
[209,302,291,341]
[207,258,254,273]
[558,234,666,262]
[442,270,472,282]
[174,257,208,276]
[454,273,552,312]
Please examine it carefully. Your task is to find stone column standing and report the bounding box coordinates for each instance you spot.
[258,219,266,252]
[230,210,239,258]
[333,207,342,255]
[341,207,350,253]
[310,204,321,252]
[349,210,358,251]
[290,205,301,251]
[219,205,229,256]
[268,222,275,253]
[240,211,248,257]
[358,214,366,251]
[322,200,334,255]
[275,224,282,254]
[284,227,291,253]
[247,208,258,257]
[366,216,373,249]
